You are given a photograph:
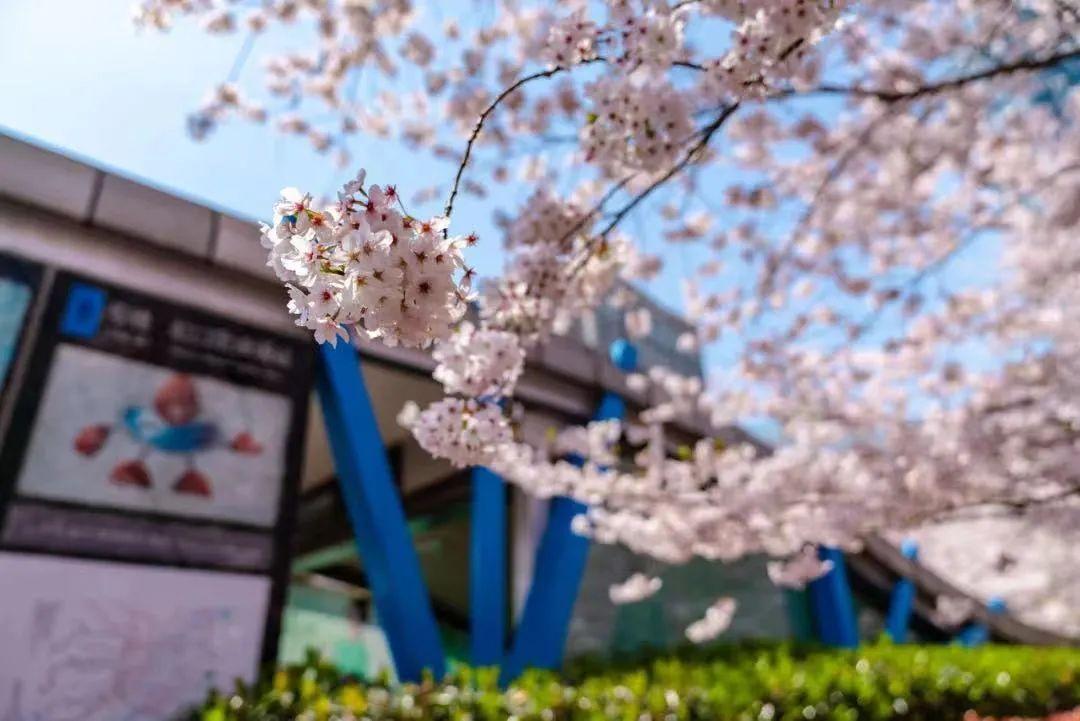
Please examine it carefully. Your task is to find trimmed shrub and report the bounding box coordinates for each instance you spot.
[192,641,1080,721]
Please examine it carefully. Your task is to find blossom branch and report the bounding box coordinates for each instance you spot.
[559,103,740,283]
[149,0,1080,624]
[443,66,570,219]
[597,103,741,239]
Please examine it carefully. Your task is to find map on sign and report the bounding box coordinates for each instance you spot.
[0,553,269,721]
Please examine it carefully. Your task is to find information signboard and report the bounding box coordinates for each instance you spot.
[0,269,314,718]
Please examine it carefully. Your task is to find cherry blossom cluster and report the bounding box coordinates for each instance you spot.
[400,321,525,466]
[767,547,834,589]
[263,172,472,348]
[431,322,525,397]
[637,366,703,424]
[542,9,599,68]
[609,572,663,604]
[554,419,622,467]
[581,75,696,176]
[539,2,689,72]
[401,397,513,469]
[685,597,737,643]
[608,1,687,70]
[701,0,851,100]
[483,189,629,341]
[149,0,1080,636]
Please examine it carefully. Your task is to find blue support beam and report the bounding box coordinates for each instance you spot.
[499,495,592,682]
[955,596,1007,647]
[499,339,637,684]
[808,546,860,648]
[885,539,919,643]
[470,466,507,666]
[316,342,446,681]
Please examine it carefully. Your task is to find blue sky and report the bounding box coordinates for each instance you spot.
[1,2,460,222]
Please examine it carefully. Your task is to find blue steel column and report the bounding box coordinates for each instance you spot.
[807,546,860,648]
[470,466,507,665]
[499,339,637,684]
[885,539,919,643]
[317,342,446,681]
[955,596,1007,647]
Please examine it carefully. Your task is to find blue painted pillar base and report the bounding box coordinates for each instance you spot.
[807,546,859,648]
[885,539,918,643]
[955,596,1007,647]
[499,339,637,684]
[317,342,446,681]
[499,496,590,684]
[470,466,507,666]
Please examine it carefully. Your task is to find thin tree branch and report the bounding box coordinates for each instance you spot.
[558,103,740,282]
[672,59,707,71]
[811,47,1080,101]
[444,65,571,220]
[597,103,740,239]
[558,174,637,247]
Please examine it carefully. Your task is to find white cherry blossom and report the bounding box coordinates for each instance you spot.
[609,573,664,604]
[685,597,737,643]
[767,548,835,590]
[263,172,472,349]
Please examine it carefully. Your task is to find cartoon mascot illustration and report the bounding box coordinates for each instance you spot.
[72,373,263,497]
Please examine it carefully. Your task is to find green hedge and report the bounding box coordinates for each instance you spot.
[194,642,1080,721]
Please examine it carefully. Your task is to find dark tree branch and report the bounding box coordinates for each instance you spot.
[672,59,707,71]
[597,103,740,239]
[554,174,637,250]
[558,103,740,282]
[443,65,569,220]
[811,47,1080,101]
